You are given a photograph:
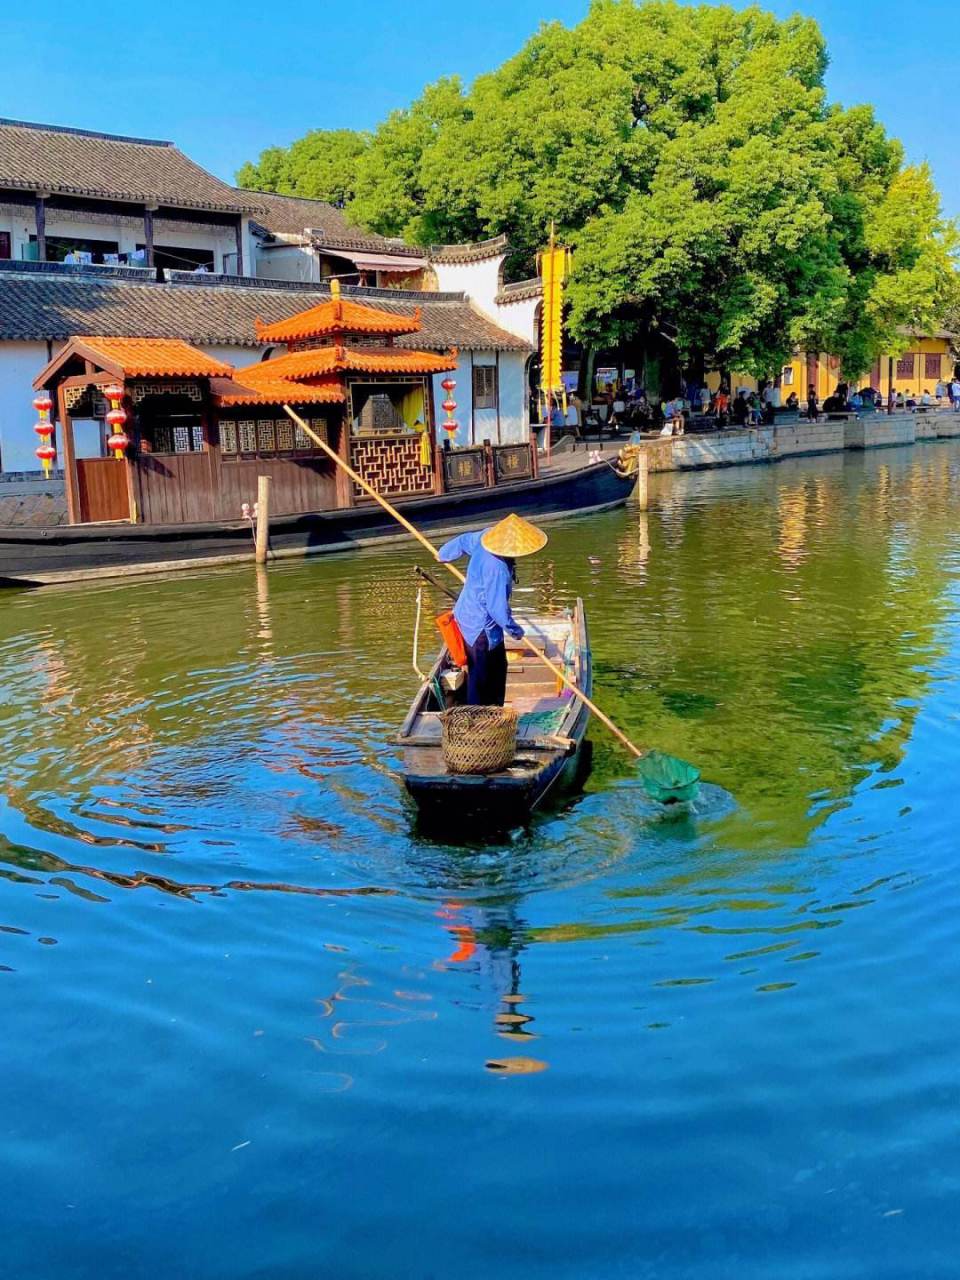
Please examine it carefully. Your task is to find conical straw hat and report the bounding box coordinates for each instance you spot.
[481,513,548,558]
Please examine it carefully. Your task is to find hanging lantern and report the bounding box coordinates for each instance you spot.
[104,384,128,459]
[106,429,131,454]
[439,378,458,438]
[32,391,55,476]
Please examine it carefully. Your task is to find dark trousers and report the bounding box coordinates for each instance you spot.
[465,630,508,706]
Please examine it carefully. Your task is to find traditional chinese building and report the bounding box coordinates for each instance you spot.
[32,283,538,526]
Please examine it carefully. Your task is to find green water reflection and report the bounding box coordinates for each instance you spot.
[1,445,957,863]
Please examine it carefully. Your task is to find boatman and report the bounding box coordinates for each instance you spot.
[437,513,548,707]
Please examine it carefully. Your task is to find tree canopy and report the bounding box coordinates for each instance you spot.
[237,128,371,207]
[236,0,958,375]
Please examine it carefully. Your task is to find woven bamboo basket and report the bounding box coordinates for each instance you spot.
[441,706,518,775]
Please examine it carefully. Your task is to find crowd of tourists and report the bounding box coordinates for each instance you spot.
[802,376,960,420]
[542,370,960,445]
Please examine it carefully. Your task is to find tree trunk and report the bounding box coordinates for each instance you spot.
[578,347,597,402]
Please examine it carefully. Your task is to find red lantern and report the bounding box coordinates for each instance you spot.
[103,384,129,459]
[441,378,456,394]
[441,399,457,413]
[443,420,460,435]
[32,390,55,474]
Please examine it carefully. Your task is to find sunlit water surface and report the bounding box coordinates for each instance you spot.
[2,444,960,1277]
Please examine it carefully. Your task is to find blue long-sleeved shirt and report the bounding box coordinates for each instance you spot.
[437,530,524,647]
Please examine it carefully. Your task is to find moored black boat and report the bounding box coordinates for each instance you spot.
[0,459,635,587]
[398,598,592,829]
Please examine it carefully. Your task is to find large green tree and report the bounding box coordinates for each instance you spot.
[236,128,370,207]
[238,1,958,377]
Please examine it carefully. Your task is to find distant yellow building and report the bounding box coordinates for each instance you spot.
[780,334,955,401]
[707,332,956,402]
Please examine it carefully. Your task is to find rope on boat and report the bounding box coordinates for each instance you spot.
[412,583,427,681]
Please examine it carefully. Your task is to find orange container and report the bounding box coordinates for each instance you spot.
[435,610,468,667]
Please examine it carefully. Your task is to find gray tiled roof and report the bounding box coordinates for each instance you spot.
[496,278,542,304]
[244,189,423,258]
[0,119,262,214]
[428,235,510,264]
[0,268,534,352]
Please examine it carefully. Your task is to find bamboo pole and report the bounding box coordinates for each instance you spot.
[284,405,648,761]
[255,474,271,565]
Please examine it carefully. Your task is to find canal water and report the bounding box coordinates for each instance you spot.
[1,443,959,1277]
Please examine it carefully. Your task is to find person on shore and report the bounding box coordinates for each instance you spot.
[732,390,749,426]
[806,384,819,420]
[936,379,946,402]
[437,514,547,707]
[715,384,730,427]
[952,377,960,410]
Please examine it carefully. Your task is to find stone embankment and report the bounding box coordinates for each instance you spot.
[0,476,67,528]
[645,411,960,473]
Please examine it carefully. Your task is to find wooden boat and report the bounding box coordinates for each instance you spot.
[0,459,635,588]
[398,598,592,829]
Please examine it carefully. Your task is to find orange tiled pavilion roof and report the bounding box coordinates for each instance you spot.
[254,297,423,343]
[73,336,233,378]
[236,344,457,383]
[211,373,345,407]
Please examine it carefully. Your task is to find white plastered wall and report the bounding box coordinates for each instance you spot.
[0,341,56,472]
[430,349,528,448]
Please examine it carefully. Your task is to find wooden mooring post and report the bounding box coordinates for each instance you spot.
[630,447,649,511]
[255,474,271,564]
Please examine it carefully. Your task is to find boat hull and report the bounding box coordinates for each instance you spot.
[0,461,635,587]
[405,738,588,832]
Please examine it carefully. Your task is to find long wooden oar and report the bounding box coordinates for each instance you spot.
[283,406,699,793]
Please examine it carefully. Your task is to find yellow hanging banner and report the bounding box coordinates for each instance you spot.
[537,227,571,410]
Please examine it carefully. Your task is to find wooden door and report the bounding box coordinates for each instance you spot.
[77,459,129,523]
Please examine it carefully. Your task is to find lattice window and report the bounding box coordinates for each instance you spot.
[192,425,204,452]
[306,419,328,447]
[277,419,295,451]
[351,435,433,499]
[238,420,257,453]
[153,425,174,453]
[220,422,237,453]
[257,420,276,452]
[473,364,498,409]
[925,353,942,380]
[173,426,191,453]
[897,354,915,378]
[294,421,312,449]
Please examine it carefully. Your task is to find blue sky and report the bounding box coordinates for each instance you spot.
[1,0,956,216]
